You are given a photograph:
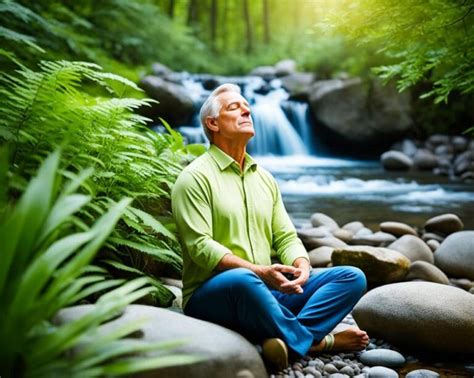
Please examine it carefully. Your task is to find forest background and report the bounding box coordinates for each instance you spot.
[0,0,473,376]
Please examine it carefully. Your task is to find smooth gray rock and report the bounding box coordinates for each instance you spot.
[353,282,474,354]
[249,66,276,80]
[424,214,464,234]
[388,235,434,263]
[323,363,338,374]
[426,239,440,252]
[310,213,339,230]
[406,261,450,285]
[380,221,417,237]
[308,246,334,267]
[328,374,349,378]
[332,246,410,283]
[368,366,399,377]
[54,305,267,378]
[298,226,332,240]
[359,349,405,368]
[281,72,315,100]
[405,369,440,378]
[449,278,474,291]
[422,232,444,243]
[413,149,438,170]
[381,150,413,170]
[351,231,396,246]
[342,221,364,234]
[434,231,474,280]
[332,228,353,243]
[151,62,172,76]
[275,59,297,77]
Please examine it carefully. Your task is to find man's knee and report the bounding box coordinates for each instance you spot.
[218,267,261,290]
[342,266,367,293]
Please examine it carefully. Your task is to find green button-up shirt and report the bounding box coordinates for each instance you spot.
[171,144,309,308]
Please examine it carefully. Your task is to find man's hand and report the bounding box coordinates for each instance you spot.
[255,264,304,294]
[280,257,310,293]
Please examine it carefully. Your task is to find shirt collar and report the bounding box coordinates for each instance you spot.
[208,144,257,173]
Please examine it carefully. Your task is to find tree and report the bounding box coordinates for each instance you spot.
[168,0,175,18]
[243,0,253,54]
[263,0,270,44]
[210,0,218,51]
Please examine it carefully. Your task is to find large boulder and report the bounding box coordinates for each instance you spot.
[274,59,297,77]
[424,214,464,235]
[309,78,412,145]
[280,72,315,100]
[388,235,433,264]
[413,149,439,170]
[405,261,450,285]
[381,151,413,170]
[249,66,276,81]
[54,305,267,378]
[308,246,334,267]
[353,282,474,354]
[434,231,474,280]
[139,76,195,126]
[332,246,410,283]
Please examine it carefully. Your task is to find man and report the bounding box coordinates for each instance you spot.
[171,83,369,370]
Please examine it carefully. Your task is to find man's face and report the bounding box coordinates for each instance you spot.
[212,91,255,141]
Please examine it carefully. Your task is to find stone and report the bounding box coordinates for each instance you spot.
[381,150,413,170]
[309,78,412,146]
[421,233,444,243]
[367,366,399,377]
[452,136,468,152]
[449,278,474,291]
[339,366,354,376]
[352,282,474,354]
[413,149,438,170]
[306,237,347,250]
[328,374,349,378]
[388,235,434,263]
[297,226,332,240]
[332,246,410,283]
[139,76,194,126]
[359,349,405,368]
[405,369,440,377]
[396,138,418,157]
[161,277,183,289]
[281,72,316,100]
[323,363,338,374]
[308,246,334,267]
[54,305,267,378]
[426,239,440,252]
[275,59,297,77]
[342,221,364,234]
[351,232,396,246]
[406,261,450,285]
[428,134,450,146]
[310,213,339,230]
[355,227,373,236]
[249,66,276,81]
[151,62,173,76]
[380,221,417,237]
[424,213,464,234]
[163,284,183,308]
[332,229,353,243]
[434,231,474,280]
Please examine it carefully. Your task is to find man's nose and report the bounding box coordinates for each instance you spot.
[242,104,251,116]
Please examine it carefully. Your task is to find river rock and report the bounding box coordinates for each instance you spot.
[405,369,439,378]
[428,134,450,146]
[421,232,444,243]
[388,235,434,263]
[309,78,412,145]
[163,284,183,308]
[310,213,339,230]
[406,261,450,285]
[434,231,474,279]
[342,221,364,234]
[249,66,276,81]
[275,59,297,77]
[381,150,413,170]
[351,231,396,246]
[413,149,438,170]
[424,213,464,234]
[359,349,405,368]
[332,246,410,283]
[352,282,474,354]
[151,62,173,76]
[380,221,417,237]
[394,138,418,157]
[54,305,267,378]
[139,76,194,126]
[332,228,353,243]
[308,246,334,267]
[449,278,474,291]
[308,237,347,249]
[298,226,332,240]
[281,72,315,100]
[355,227,373,236]
[367,366,399,378]
[426,239,440,252]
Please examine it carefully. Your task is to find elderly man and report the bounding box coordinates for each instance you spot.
[171,83,368,370]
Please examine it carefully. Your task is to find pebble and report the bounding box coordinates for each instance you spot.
[339,366,354,376]
[302,366,319,376]
[405,369,440,377]
[359,348,406,368]
[328,374,349,378]
[308,359,324,370]
[368,366,399,377]
[333,360,346,369]
[323,363,338,374]
[366,342,377,350]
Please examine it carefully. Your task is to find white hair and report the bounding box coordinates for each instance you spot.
[199,83,241,142]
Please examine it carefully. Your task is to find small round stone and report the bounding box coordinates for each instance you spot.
[323,363,338,374]
[328,374,349,378]
[333,360,346,369]
[405,369,440,378]
[359,349,406,368]
[368,366,399,378]
[339,366,355,376]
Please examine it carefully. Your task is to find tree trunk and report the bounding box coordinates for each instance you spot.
[221,0,229,51]
[263,0,270,44]
[168,0,175,18]
[243,0,253,54]
[211,0,218,52]
[187,0,197,26]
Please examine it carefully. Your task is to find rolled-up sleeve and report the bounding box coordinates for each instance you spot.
[171,171,231,271]
[271,180,309,266]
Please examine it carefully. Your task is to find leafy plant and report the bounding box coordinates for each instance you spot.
[0,150,200,378]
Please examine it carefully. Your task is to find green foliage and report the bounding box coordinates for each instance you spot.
[318,0,474,103]
[0,150,200,377]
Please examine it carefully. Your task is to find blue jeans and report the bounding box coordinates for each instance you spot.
[184,266,367,357]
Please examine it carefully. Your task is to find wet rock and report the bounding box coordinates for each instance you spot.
[434,231,474,280]
[424,213,464,235]
[368,366,399,377]
[281,72,315,100]
[413,149,438,170]
[308,246,334,267]
[310,213,339,231]
[353,282,474,354]
[275,59,297,77]
[405,369,439,377]
[342,221,365,234]
[249,66,276,81]
[388,235,433,263]
[406,261,450,285]
[381,150,413,170]
[151,62,173,76]
[359,349,405,368]
[380,221,417,237]
[351,231,396,246]
[452,136,468,152]
[332,246,410,283]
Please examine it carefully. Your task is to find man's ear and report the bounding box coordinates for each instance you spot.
[206,117,219,133]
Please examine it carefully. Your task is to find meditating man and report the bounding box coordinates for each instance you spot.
[171,83,369,370]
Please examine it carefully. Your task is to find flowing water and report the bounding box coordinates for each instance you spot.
[172,75,474,230]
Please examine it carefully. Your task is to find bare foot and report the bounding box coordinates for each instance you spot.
[310,327,369,353]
